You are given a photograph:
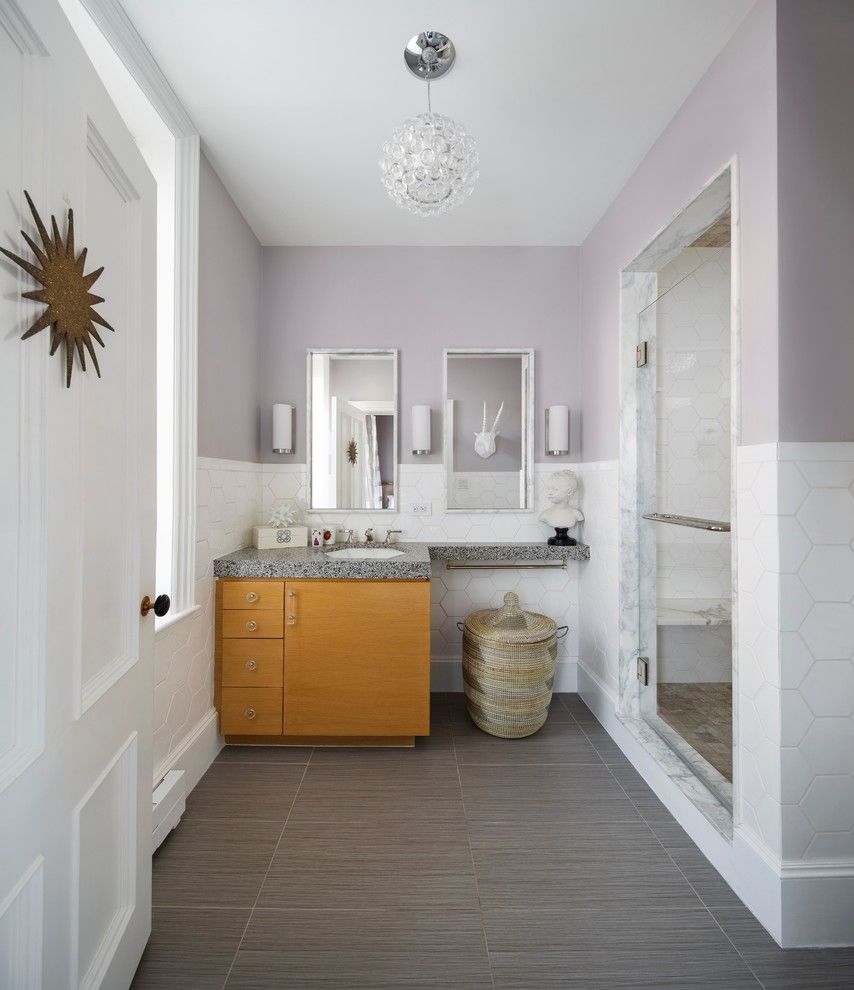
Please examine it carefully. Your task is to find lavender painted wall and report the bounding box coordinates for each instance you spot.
[777,0,854,443]
[328,355,394,400]
[578,0,779,460]
[260,247,580,463]
[198,152,263,461]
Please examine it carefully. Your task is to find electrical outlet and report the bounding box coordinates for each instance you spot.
[410,502,432,516]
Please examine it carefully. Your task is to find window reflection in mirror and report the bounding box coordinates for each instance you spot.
[443,349,534,512]
[308,350,398,511]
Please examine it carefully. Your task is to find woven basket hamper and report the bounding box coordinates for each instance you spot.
[460,591,568,738]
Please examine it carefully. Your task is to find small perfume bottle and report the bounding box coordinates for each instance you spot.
[311,529,323,548]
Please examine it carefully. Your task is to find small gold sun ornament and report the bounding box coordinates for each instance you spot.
[0,190,115,387]
[347,439,358,465]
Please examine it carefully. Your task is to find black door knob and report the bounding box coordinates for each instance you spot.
[141,594,171,618]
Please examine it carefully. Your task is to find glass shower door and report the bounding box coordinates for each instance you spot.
[636,244,734,806]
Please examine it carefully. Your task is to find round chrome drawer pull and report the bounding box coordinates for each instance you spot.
[245,707,257,720]
[246,620,258,632]
[245,659,257,671]
[246,591,258,603]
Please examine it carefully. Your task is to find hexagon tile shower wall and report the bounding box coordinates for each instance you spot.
[379,31,479,216]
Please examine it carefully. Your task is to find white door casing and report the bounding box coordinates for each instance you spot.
[0,1,156,988]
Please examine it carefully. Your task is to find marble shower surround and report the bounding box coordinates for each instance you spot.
[617,163,738,830]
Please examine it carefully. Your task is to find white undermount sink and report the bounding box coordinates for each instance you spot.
[326,547,404,560]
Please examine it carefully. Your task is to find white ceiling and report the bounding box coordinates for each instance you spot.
[121,0,753,246]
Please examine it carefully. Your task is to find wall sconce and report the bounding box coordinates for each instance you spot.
[545,405,569,455]
[411,405,431,455]
[273,403,295,454]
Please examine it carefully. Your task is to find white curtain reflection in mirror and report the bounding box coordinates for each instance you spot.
[308,350,397,511]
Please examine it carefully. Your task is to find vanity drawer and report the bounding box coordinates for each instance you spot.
[221,580,284,611]
[220,687,283,735]
[222,639,283,687]
[222,609,284,639]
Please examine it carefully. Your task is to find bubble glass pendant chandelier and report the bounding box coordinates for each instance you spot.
[379,32,479,217]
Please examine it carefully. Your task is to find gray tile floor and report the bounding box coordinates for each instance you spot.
[132,694,854,989]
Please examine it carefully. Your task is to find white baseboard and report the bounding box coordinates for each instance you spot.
[780,872,854,947]
[152,707,222,795]
[430,658,577,693]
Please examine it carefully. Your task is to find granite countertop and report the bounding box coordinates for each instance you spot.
[213,541,590,581]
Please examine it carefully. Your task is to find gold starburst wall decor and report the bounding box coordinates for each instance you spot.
[347,439,358,465]
[1,190,115,387]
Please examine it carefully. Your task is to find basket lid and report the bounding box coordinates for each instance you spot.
[464,592,557,644]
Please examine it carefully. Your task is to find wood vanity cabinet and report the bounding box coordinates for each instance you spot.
[215,578,430,745]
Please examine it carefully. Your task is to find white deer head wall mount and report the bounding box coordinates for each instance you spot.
[474,401,504,459]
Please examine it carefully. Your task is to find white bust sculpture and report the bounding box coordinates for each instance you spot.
[539,470,584,530]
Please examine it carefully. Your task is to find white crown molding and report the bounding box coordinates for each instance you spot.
[0,0,49,54]
[78,0,195,136]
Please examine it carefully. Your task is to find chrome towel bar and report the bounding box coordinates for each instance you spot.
[642,512,731,533]
[444,561,566,571]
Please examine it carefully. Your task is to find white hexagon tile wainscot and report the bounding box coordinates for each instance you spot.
[736,443,854,872]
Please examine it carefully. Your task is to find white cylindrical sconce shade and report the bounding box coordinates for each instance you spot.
[412,405,431,455]
[273,403,294,454]
[546,405,569,455]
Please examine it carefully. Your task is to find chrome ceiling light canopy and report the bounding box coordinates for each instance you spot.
[379,31,479,217]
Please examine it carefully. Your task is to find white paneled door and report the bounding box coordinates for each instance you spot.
[0,1,156,987]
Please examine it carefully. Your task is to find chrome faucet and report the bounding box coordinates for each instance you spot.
[384,529,403,546]
[365,527,375,544]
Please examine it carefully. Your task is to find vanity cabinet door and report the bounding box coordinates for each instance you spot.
[283,580,430,736]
